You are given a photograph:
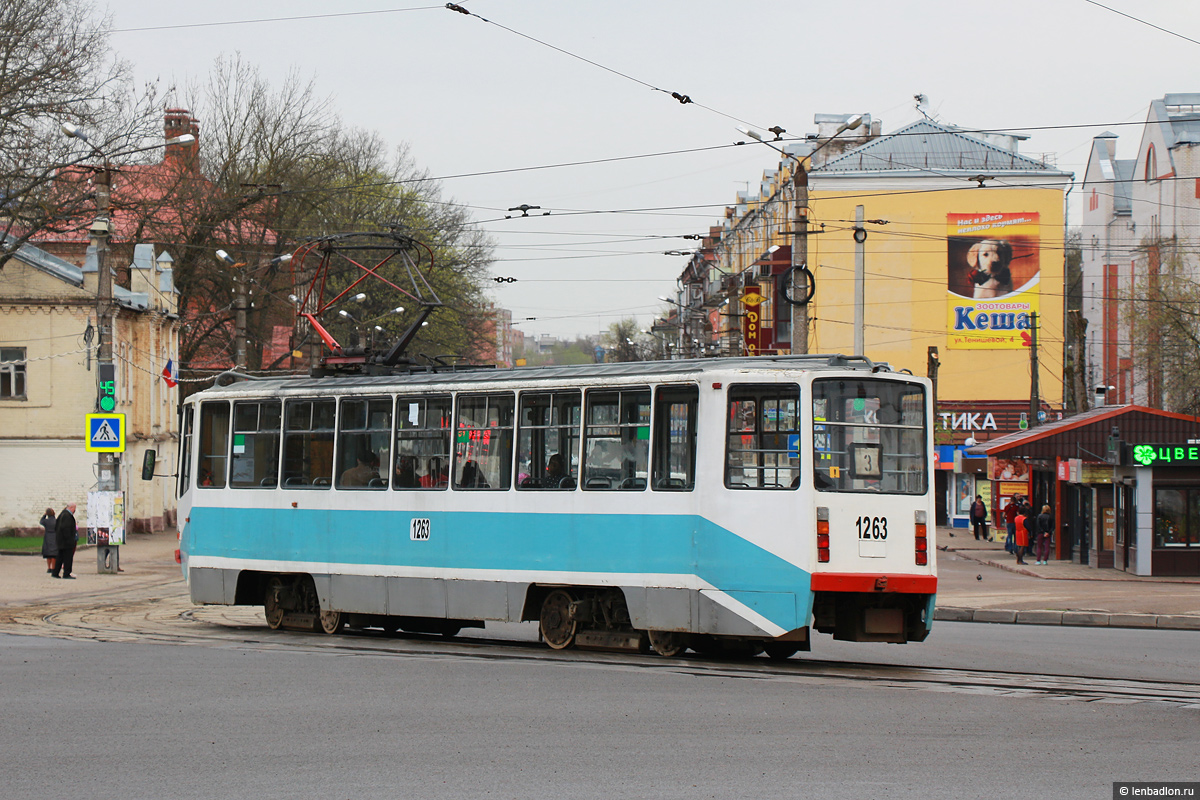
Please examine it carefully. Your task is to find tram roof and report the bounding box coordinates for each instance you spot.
[192,353,916,398]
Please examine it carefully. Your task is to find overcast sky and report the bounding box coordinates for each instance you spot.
[102,0,1200,340]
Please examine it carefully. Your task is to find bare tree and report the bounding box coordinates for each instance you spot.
[603,318,650,363]
[0,0,158,266]
[131,56,492,380]
[1127,236,1200,414]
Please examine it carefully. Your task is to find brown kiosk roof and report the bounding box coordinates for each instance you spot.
[966,405,1200,462]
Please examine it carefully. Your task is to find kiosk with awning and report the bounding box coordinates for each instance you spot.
[968,405,1200,576]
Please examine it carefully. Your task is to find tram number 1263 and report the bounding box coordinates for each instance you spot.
[856,516,888,540]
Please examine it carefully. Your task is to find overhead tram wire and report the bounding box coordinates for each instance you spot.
[443,4,767,131]
[1082,0,1200,47]
[110,5,443,33]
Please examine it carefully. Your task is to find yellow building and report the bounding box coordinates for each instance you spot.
[0,239,180,533]
[671,115,1073,525]
[802,120,1070,407]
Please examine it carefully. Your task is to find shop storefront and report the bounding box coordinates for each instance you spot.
[935,400,1059,529]
[969,405,1200,576]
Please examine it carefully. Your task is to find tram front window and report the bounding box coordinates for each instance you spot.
[811,379,927,494]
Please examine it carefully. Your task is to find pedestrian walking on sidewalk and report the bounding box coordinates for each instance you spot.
[51,503,78,579]
[970,495,989,541]
[1003,496,1019,553]
[1013,504,1030,565]
[39,508,57,573]
[1035,504,1054,564]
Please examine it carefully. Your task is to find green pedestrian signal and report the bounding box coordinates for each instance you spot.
[98,364,116,412]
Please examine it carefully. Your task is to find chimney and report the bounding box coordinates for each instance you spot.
[164,108,200,168]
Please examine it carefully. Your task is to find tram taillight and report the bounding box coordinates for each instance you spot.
[816,507,830,563]
[915,510,928,566]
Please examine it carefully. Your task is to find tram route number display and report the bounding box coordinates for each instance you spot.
[856,515,888,559]
[410,518,431,541]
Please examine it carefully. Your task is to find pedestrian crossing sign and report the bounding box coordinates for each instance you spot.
[85,413,126,452]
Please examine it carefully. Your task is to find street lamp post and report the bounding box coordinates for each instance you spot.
[739,116,863,354]
[657,295,688,358]
[62,122,194,574]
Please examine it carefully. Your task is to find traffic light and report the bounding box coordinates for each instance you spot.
[98,364,116,412]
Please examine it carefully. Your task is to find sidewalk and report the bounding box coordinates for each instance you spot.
[0,527,1197,631]
[0,531,182,609]
[933,526,1200,630]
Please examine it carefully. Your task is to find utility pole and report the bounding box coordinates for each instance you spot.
[927,346,940,415]
[92,165,121,574]
[234,266,248,369]
[1029,311,1040,427]
[853,204,865,356]
[790,164,810,354]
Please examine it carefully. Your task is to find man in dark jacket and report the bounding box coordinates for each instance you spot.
[51,503,78,579]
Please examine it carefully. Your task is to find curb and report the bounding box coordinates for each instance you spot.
[935,606,1200,630]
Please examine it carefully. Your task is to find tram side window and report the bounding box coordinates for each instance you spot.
[517,391,581,490]
[230,401,281,488]
[725,384,800,490]
[454,394,515,490]
[198,402,230,488]
[178,405,194,496]
[812,379,927,494]
[582,388,650,491]
[282,399,336,488]
[395,396,452,490]
[652,385,698,491]
[337,397,391,490]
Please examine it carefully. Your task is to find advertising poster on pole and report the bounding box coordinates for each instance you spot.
[946,212,1040,349]
[86,490,126,545]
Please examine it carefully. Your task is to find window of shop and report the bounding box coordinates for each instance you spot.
[1154,487,1200,547]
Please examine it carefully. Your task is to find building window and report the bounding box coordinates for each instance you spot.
[1154,487,1200,548]
[1,347,27,399]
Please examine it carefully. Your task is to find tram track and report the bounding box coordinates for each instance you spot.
[3,586,1198,711]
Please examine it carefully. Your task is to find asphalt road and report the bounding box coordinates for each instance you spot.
[1,628,1194,800]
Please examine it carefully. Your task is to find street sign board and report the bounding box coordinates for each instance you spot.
[85,413,126,452]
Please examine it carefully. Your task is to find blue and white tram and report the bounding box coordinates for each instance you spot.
[176,354,937,656]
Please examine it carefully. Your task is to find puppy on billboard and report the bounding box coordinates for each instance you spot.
[946,213,1040,349]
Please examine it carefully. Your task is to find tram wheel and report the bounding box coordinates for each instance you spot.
[263,579,285,630]
[763,642,800,661]
[316,609,345,635]
[539,589,577,649]
[647,630,689,658]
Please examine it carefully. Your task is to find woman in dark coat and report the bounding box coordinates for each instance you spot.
[39,508,57,573]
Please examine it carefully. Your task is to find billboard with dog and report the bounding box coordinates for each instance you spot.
[945,212,1040,349]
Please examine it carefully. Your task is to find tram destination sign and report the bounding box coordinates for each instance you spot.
[1127,442,1200,468]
